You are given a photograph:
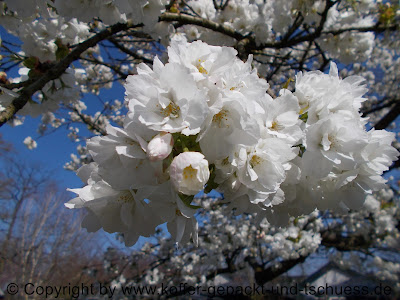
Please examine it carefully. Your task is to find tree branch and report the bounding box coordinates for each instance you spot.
[69,106,107,136]
[373,102,400,130]
[159,2,397,59]
[159,12,245,41]
[108,37,153,64]
[388,158,400,171]
[361,99,397,117]
[321,231,372,251]
[323,23,398,35]
[246,255,309,286]
[0,22,137,127]
[81,57,130,79]
[258,0,336,49]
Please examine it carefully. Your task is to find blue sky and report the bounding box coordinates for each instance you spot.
[0,25,122,190]
[2,116,84,187]
[0,26,84,188]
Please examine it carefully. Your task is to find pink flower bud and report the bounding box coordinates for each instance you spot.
[147,132,174,161]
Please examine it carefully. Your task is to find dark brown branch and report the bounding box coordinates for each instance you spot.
[246,255,308,286]
[221,0,230,10]
[259,0,336,49]
[181,0,202,18]
[0,80,35,90]
[0,22,136,127]
[69,107,107,136]
[388,158,400,171]
[212,0,219,10]
[159,2,397,58]
[81,57,130,79]
[323,23,398,35]
[282,12,305,43]
[321,231,371,251]
[259,22,398,50]
[362,100,397,117]
[108,38,153,64]
[313,39,330,71]
[373,102,400,130]
[159,12,245,41]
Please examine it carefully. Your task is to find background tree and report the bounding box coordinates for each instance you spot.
[0,138,105,298]
[80,190,397,298]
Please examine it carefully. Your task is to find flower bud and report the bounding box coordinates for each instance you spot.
[169,152,210,195]
[147,132,174,161]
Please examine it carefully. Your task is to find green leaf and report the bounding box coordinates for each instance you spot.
[204,164,219,194]
[23,57,39,69]
[55,38,69,61]
[299,111,308,123]
[179,194,201,209]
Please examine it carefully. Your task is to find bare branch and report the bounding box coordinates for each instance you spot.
[159,12,245,41]
[108,38,154,64]
[81,57,130,79]
[69,106,107,136]
[373,102,400,130]
[245,255,309,286]
[0,22,138,127]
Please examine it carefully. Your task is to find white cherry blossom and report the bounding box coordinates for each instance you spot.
[126,58,209,135]
[169,152,210,195]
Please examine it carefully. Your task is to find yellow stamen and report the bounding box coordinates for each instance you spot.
[183,165,197,180]
[196,59,208,74]
[250,155,262,168]
[271,121,279,131]
[212,109,229,128]
[117,191,134,203]
[161,101,180,119]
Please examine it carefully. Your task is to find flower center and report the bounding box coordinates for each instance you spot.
[125,138,138,146]
[328,134,339,150]
[250,155,262,168]
[270,121,279,131]
[183,165,197,180]
[320,133,339,151]
[212,109,229,128]
[161,101,180,119]
[196,59,208,74]
[117,190,134,203]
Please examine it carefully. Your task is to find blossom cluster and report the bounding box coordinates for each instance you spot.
[0,0,166,121]
[0,0,387,134]
[130,186,399,290]
[178,0,376,63]
[67,37,398,246]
